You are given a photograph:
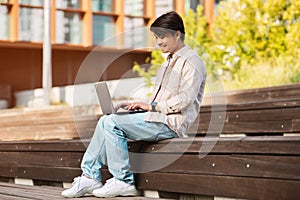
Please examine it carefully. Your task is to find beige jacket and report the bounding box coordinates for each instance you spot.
[144,45,206,137]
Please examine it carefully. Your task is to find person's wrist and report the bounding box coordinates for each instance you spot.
[151,102,157,112]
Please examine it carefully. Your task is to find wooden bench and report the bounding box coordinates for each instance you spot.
[0,137,299,199]
[0,83,300,199]
[0,182,171,200]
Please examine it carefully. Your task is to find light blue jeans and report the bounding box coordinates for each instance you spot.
[81,112,177,185]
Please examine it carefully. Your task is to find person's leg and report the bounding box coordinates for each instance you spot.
[81,115,108,181]
[93,112,177,197]
[61,115,109,198]
[100,112,177,184]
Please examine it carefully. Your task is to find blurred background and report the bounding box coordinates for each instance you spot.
[0,0,299,108]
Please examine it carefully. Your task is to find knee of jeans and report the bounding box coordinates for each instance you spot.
[108,115,119,129]
[102,115,124,136]
[97,115,107,126]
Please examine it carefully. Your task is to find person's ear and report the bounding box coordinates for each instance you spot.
[176,31,181,40]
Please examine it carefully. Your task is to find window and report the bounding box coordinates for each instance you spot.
[0,4,10,40]
[92,0,112,12]
[17,0,44,42]
[56,0,80,9]
[55,0,83,44]
[56,11,82,44]
[93,15,116,46]
[123,17,146,48]
[19,0,43,6]
[92,0,116,46]
[124,0,148,48]
[0,0,189,47]
[19,7,44,42]
[155,0,173,17]
[185,0,204,12]
[124,0,143,16]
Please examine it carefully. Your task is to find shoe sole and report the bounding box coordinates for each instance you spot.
[93,188,140,198]
[62,185,102,198]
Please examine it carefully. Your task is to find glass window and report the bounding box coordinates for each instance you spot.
[124,0,143,16]
[56,11,82,44]
[155,0,173,17]
[92,0,112,12]
[123,0,146,48]
[185,0,203,12]
[92,15,116,46]
[0,5,10,40]
[124,17,146,48]
[19,7,44,42]
[56,0,80,9]
[19,0,44,6]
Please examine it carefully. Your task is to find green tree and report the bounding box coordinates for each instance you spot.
[210,0,300,87]
[133,0,300,91]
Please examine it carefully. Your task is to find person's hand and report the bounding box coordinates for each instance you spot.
[114,102,131,112]
[127,102,151,111]
[115,102,151,112]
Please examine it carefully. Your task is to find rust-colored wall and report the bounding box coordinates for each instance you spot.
[0,42,151,106]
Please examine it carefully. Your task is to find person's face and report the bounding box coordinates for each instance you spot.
[153,31,182,53]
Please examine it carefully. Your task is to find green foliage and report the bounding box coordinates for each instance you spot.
[210,0,300,89]
[225,55,300,89]
[183,6,218,78]
[132,50,164,96]
[133,0,300,91]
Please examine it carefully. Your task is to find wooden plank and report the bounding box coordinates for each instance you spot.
[0,152,83,167]
[293,119,300,131]
[202,83,300,105]
[0,165,111,184]
[133,136,300,155]
[1,136,299,155]
[0,183,166,200]
[0,164,81,182]
[196,120,293,134]
[0,139,88,152]
[0,115,97,127]
[136,172,300,200]
[200,107,300,123]
[0,194,31,200]
[0,182,65,198]
[0,105,100,126]
[226,108,300,123]
[0,182,168,200]
[0,105,99,141]
[201,98,300,112]
[0,120,96,141]
[0,185,63,200]
[134,154,300,180]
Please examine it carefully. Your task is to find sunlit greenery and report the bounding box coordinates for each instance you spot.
[133,0,300,90]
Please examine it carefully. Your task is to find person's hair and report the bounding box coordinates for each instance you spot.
[150,11,185,41]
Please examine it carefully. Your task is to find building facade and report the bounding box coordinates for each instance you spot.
[0,0,221,107]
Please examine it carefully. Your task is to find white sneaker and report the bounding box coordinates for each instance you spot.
[93,177,139,198]
[61,175,102,198]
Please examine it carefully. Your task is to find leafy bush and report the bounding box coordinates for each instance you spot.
[133,0,300,91]
[210,0,300,89]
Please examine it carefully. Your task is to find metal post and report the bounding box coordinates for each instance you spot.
[43,0,52,105]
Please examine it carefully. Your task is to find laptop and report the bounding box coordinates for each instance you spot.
[95,82,147,115]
